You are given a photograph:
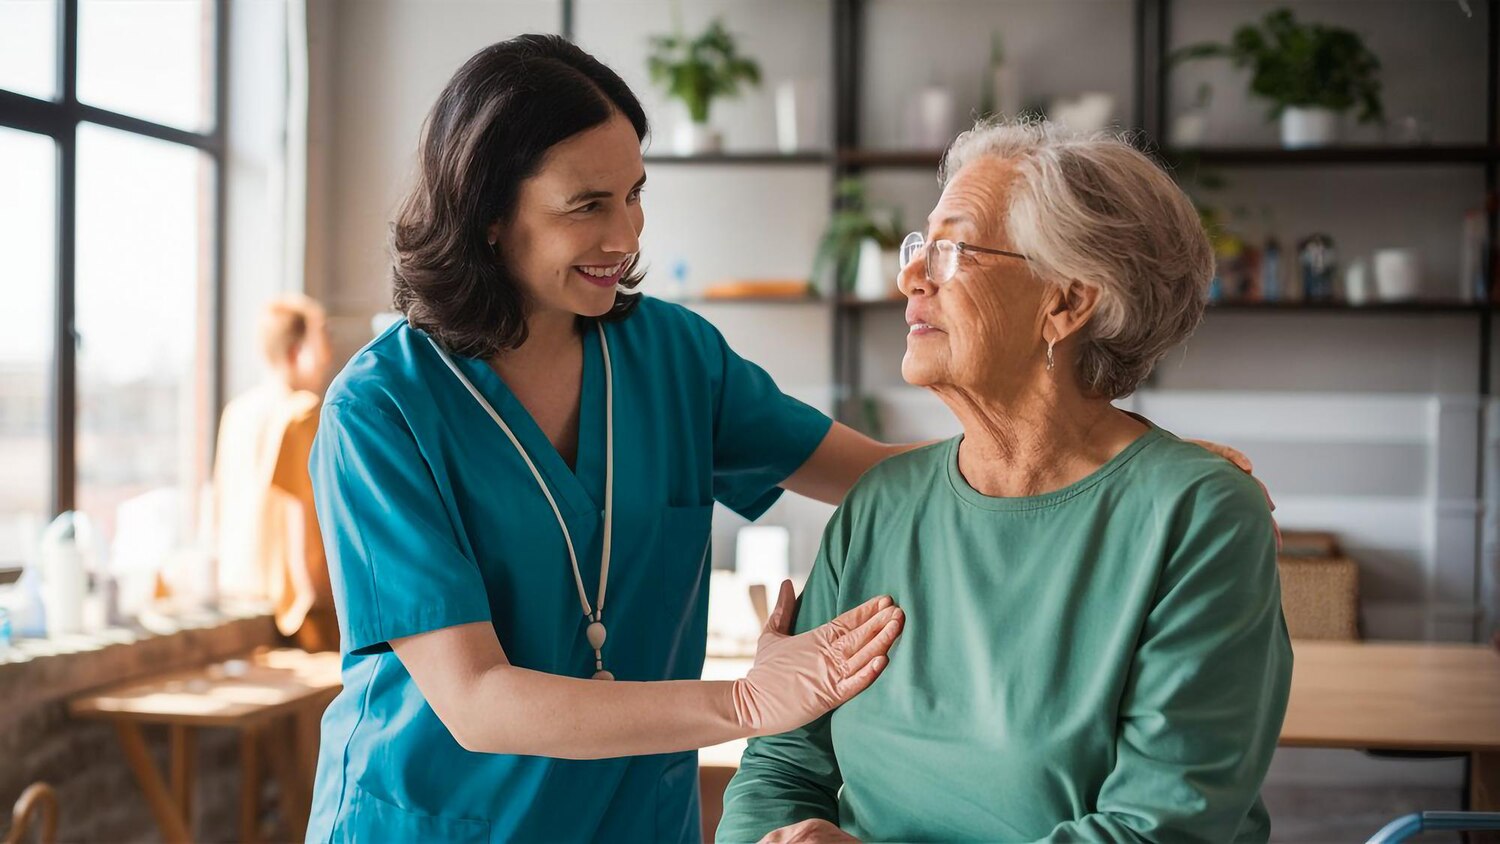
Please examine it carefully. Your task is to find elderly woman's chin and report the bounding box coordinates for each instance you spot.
[900,349,941,387]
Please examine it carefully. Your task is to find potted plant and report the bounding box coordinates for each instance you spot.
[648,15,762,155]
[812,179,904,300]
[1174,9,1383,149]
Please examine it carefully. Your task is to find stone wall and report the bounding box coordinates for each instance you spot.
[1,610,282,843]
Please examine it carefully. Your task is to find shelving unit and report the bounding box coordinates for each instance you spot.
[824,0,1500,424]
[565,0,1499,425]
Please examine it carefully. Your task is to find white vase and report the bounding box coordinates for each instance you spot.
[775,79,821,153]
[1280,107,1340,149]
[674,122,722,155]
[907,87,955,149]
[1170,110,1208,147]
[855,239,898,301]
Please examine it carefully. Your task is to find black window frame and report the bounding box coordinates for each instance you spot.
[0,0,229,576]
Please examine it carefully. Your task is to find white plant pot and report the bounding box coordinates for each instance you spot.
[854,240,899,301]
[1280,107,1340,149]
[673,122,721,156]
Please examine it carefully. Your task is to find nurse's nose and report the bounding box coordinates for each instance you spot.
[603,205,641,257]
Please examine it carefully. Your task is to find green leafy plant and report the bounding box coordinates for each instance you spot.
[647,18,762,125]
[812,179,904,294]
[1173,9,1383,123]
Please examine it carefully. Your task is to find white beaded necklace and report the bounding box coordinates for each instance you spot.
[428,323,617,680]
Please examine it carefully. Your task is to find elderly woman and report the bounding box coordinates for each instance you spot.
[716,121,1292,844]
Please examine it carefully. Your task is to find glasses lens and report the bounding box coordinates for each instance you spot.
[931,241,958,283]
[900,232,924,269]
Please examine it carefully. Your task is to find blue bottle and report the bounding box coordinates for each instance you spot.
[1262,237,1281,302]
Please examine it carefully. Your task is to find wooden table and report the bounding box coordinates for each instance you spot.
[1282,640,1500,812]
[69,647,341,844]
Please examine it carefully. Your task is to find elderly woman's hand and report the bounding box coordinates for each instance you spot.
[1188,440,1281,550]
[758,819,861,844]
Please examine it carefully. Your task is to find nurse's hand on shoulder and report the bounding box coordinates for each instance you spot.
[1187,439,1283,550]
[731,580,903,736]
[758,819,860,844]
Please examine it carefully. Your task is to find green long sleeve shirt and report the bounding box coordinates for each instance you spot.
[718,427,1292,843]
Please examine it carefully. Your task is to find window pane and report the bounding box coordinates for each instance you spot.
[0,0,58,100]
[0,128,56,567]
[76,124,214,559]
[77,0,214,132]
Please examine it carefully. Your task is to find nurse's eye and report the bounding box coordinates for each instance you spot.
[573,202,601,214]
[627,187,644,205]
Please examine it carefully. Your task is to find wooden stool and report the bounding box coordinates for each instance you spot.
[69,648,340,843]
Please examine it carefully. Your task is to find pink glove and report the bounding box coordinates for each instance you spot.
[731,580,903,736]
[760,819,861,844]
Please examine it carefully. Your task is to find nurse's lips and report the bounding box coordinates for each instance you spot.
[573,259,628,288]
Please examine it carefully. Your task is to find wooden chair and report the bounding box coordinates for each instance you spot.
[1277,555,1361,641]
[4,783,58,844]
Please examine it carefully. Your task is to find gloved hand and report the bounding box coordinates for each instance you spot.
[731,579,903,736]
[760,819,861,844]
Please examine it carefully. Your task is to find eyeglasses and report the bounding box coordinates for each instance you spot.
[899,231,1030,286]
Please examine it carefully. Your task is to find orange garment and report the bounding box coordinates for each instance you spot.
[213,383,336,651]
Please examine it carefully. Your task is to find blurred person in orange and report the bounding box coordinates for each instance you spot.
[212,294,337,651]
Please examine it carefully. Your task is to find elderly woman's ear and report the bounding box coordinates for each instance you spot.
[1040,282,1101,349]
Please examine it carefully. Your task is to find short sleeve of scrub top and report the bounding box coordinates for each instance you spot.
[311,399,492,655]
[698,319,832,520]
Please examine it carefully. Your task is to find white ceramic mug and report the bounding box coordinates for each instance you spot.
[1373,248,1423,301]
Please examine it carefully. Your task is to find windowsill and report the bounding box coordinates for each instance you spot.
[0,601,274,667]
[0,602,281,714]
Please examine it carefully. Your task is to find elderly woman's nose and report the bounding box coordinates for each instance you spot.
[898,257,929,297]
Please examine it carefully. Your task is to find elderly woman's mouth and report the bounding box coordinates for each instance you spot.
[908,322,944,336]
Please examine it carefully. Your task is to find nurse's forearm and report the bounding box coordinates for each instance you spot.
[458,665,743,759]
[397,595,900,761]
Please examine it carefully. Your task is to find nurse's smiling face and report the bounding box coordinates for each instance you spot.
[492,112,646,323]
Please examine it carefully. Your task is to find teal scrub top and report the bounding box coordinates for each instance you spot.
[305,297,832,844]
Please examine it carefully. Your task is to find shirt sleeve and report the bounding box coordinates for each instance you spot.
[715,507,851,843]
[1035,472,1293,844]
[704,319,833,521]
[311,399,493,656]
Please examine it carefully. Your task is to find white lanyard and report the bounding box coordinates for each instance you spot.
[427,324,617,680]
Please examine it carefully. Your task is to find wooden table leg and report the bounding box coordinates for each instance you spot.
[1472,752,1500,844]
[169,725,196,836]
[240,725,261,844]
[114,722,191,844]
[266,716,311,842]
[1475,751,1500,810]
[295,705,321,793]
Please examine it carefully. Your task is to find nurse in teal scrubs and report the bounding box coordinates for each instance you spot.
[305,35,908,843]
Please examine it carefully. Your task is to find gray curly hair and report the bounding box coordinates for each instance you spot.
[940,118,1213,399]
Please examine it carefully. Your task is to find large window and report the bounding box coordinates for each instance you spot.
[0,0,225,574]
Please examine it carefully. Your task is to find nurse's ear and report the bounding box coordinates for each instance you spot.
[486,220,501,255]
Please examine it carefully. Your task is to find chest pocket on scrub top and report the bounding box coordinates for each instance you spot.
[651,504,714,659]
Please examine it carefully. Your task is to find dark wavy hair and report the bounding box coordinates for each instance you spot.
[391,35,649,357]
